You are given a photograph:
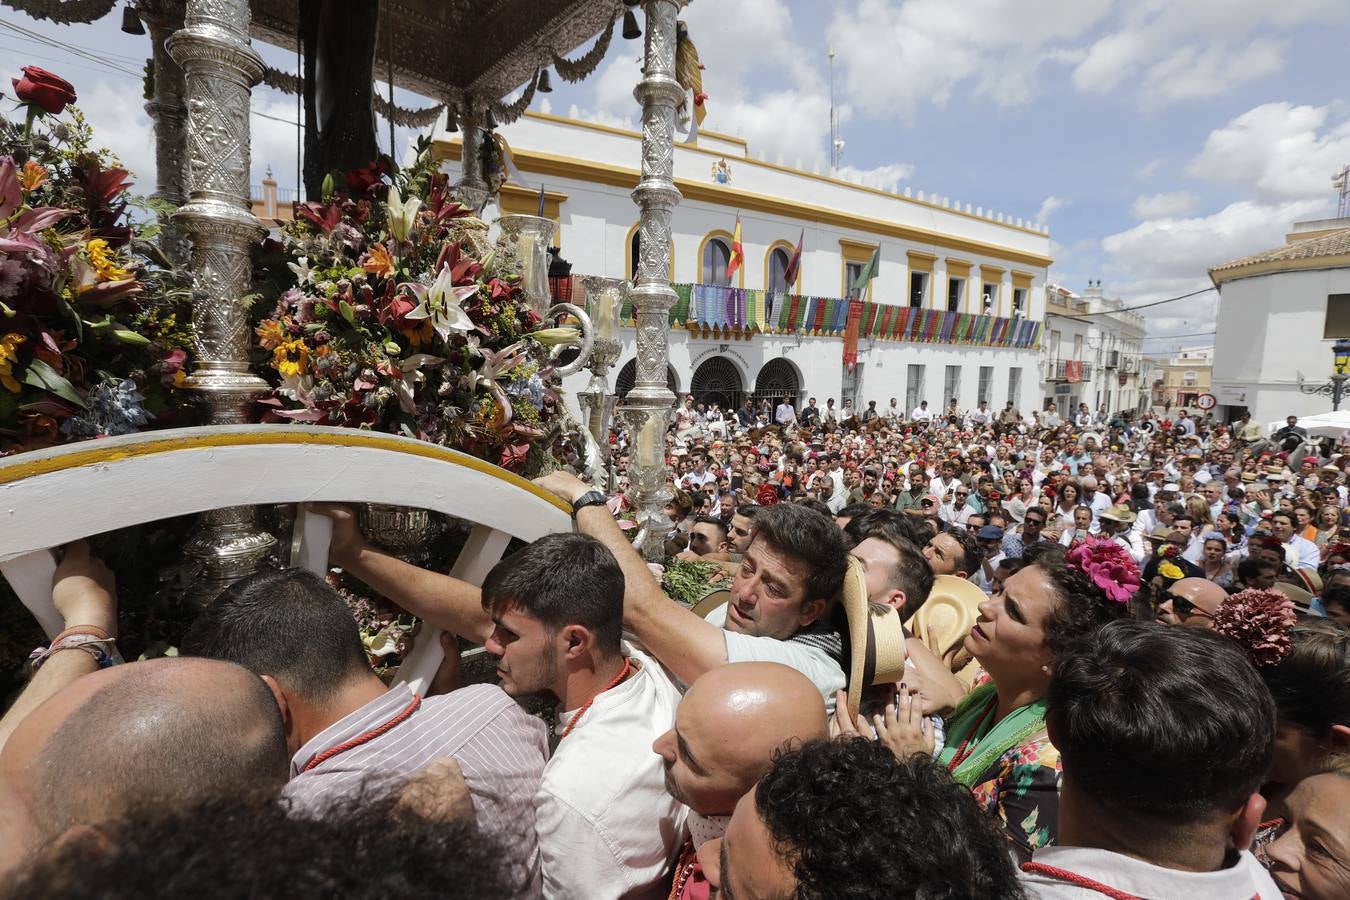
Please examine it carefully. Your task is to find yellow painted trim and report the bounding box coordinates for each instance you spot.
[624,221,675,283]
[839,239,877,301]
[431,140,1054,267]
[1011,270,1034,289]
[698,228,745,288]
[498,185,568,248]
[0,429,572,513]
[979,265,1005,316]
[906,250,934,308]
[764,239,800,292]
[1210,253,1350,287]
[945,258,972,277]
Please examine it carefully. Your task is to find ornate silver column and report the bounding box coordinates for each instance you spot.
[620,0,684,562]
[452,101,491,214]
[578,276,625,493]
[138,0,190,266]
[168,0,276,600]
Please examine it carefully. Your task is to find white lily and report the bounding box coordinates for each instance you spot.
[403,264,477,342]
[386,188,422,242]
[287,255,314,285]
[396,353,445,414]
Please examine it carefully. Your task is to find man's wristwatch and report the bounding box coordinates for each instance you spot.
[571,490,608,519]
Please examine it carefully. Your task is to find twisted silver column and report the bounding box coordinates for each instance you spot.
[169,0,276,600]
[620,0,684,562]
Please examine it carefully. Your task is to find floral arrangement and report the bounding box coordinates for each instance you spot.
[0,66,194,453]
[1213,588,1297,667]
[1066,536,1141,604]
[251,138,577,475]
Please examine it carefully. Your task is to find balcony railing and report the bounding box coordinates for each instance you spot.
[550,277,1042,350]
[1047,359,1093,382]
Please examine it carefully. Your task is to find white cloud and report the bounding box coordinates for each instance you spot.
[1135,158,1164,179]
[1037,196,1068,221]
[835,162,914,191]
[1101,197,1330,304]
[827,0,1113,121]
[1187,102,1350,202]
[1131,191,1197,219]
[1139,39,1286,103]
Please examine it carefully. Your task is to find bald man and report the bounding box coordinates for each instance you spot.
[1156,577,1225,628]
[653,662,827,900]
[0,554,289,879]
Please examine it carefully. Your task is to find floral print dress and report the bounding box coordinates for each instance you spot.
[966,730,1062,864]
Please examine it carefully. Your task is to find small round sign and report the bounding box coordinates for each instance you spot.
[1195,393,1216,410]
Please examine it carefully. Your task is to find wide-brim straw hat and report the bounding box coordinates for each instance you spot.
[842,556,908,717]
[909,576,987,678]
[1100,504,1136,524]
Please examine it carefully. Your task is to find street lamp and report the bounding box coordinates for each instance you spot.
[1297,338,1350,410]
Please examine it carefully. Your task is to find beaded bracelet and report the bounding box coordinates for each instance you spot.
[29,634,123,671]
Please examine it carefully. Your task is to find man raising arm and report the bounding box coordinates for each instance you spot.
[535,472,849,708]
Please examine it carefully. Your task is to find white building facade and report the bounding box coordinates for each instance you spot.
[1041,282,1147,419]
[431,112,1053,417]
[1210,217,1350,424]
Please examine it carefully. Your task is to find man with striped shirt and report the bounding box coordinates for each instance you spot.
[182,569,548,896]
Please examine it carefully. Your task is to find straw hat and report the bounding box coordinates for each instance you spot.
[841,556,908,717]
[1273,581,1315,614]
[1100,504,1136,524]
[909,575,987,671]
[690,586,732,619]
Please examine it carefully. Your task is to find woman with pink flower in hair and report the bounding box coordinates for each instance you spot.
[867,539,1136,862]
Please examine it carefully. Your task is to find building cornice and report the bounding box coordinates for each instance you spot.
[1209,254,1350,287]
[432,139,1054,270]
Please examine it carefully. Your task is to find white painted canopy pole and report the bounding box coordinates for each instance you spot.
[0,550,61,639]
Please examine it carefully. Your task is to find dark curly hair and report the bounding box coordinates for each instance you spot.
[751,739,1025,899]
[1022,543,1129,659]
[1,789,516,900]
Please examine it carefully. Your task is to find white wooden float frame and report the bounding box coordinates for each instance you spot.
[0,425,573,692]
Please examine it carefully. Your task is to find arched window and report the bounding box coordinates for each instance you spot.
[702,237,732,286]
[767,246,793,294]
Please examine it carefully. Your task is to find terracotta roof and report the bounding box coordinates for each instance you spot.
[1210,227,1350,275]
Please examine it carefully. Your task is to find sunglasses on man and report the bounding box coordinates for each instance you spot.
[1162,590,1213,619]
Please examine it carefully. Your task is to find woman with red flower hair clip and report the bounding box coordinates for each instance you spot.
[856,541,1134,863]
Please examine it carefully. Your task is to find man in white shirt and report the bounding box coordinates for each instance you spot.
[542,473,850,711]
[774,399,797,428]
[911,400,932,422]
[969,400,992,427]
[885,397,902,421]
[310,509,685,899]
[927,459,962,501]
[1271,510,1320,570]
[678,454,718,492]
[823,398,838,423]
[1078,474,1111,529]
[1022,621,1281,899]
[1074,403,1093,428]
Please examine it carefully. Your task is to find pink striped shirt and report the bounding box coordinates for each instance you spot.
[283,682,548,896]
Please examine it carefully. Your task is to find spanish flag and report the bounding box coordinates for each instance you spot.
[726,213,744,278]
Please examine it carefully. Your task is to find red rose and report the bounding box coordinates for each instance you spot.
[12,66,76,116]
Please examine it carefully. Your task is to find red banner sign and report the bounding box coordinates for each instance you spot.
[843,299,864,372]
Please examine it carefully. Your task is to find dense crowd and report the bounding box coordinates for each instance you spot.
[1,395,1347,899]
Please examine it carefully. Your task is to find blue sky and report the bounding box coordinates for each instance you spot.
[4,1,1349,354]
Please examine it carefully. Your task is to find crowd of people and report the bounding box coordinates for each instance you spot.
[0,394,1347,898]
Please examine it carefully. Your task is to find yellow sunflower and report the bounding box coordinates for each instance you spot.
[85,239,132,282]
[272,338,311,378]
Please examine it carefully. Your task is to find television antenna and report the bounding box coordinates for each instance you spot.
[828,47,843,173]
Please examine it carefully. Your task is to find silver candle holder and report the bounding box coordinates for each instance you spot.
[577,277,627,492]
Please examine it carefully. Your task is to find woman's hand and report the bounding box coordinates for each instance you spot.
[829,690,871,740]
[874,686,936,762]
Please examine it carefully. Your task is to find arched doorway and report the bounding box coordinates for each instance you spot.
[690,356,743,410]
[615,359,679,399]
[754,358,801,409]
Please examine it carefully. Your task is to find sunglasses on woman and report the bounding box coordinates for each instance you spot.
[1162,590,1213,619]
